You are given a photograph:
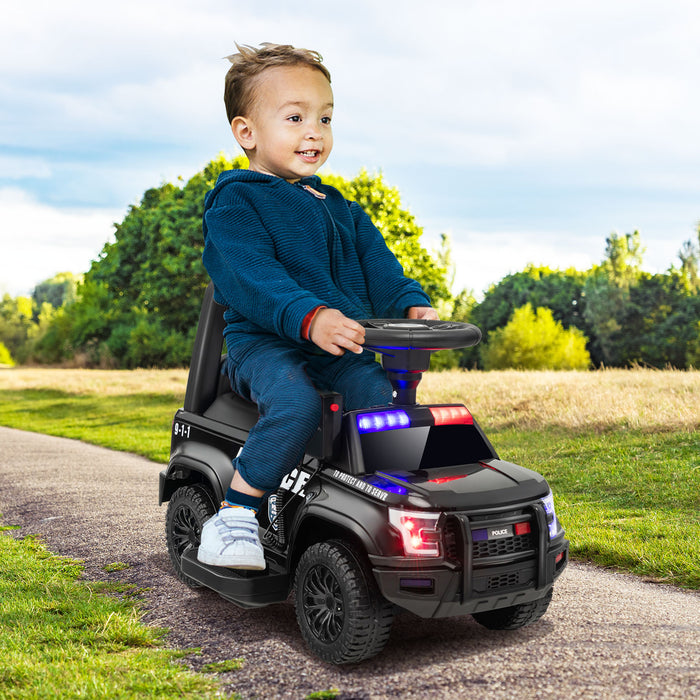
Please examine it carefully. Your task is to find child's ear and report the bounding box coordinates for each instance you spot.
[231,116,255,150]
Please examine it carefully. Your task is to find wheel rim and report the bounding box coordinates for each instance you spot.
[302,564,345,643]
[171,505,201,560]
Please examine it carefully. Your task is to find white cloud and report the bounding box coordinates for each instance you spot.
[1,0,699,296]
[0,188,122,296]
[430,230,598,299]
[0,155,52,180]
[332,1,700,177]
[5,1,700,177]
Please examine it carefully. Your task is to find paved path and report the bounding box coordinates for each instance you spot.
[1,426,699,699]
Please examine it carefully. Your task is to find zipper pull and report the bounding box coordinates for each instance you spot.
[301,184,326,199]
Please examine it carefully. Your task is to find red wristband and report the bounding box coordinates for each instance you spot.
[302,306,327,340]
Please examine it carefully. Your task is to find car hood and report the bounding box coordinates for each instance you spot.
[372,459,549,510]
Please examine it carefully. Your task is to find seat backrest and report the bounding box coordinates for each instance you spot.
[183,282,226,414]
[183,281,343,460]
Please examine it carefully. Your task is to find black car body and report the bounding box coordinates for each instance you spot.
[160,284,568,663]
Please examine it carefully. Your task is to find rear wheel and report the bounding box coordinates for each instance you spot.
[472,588,553,630]
[165,484,216,588]
[294,540,394,664]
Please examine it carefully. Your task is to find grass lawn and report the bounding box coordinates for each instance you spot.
[0,366,697,698]
[0,526,219,699]
[1,366,699,588]
[495,427,700,587]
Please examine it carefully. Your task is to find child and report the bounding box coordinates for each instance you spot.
[197,43,438,569]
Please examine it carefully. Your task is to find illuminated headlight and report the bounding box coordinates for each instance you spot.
[541,491,559,539]
[389,509,441,557]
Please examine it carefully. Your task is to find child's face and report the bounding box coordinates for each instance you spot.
[233,64,333,182]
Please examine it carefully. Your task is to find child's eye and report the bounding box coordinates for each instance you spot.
[287,115,301,122]
[321,116,332,125]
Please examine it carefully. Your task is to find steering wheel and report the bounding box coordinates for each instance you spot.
[357,319,482,405]
[359,319,482,351]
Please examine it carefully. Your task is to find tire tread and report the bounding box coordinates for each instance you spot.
[295,540,394,664]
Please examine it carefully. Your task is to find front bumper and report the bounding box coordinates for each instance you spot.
[369,506,569,618]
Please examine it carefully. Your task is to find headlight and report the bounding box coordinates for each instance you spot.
[541,491,559,538]
[389,508,441,556]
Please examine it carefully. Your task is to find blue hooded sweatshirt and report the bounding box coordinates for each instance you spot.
[202,169,432,363]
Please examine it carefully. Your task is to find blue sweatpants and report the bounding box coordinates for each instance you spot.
[228,341,392,492]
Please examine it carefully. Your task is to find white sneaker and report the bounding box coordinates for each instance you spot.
[197,507,266,570]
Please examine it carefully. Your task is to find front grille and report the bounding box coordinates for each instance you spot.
[443,514,537,564]
[487,572,520,590]
[473,532,535,559]
[473,566,536,594]
[443,509,540,598]
[443,517,462,563]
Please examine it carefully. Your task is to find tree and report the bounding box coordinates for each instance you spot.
[55,157,455,368]
[578,230,700,368]
[0,340,14,366]
[677,233,700,293]
[466,228,700,369]
[481,304,590,370]
[320,169,453,306]
[30,304,72,365]
[0,273,83,364]
[601,230,645,286]
[0,294,34,363]
[633,272,700,368]
[323,173,465,370]
[466,265,590,367]
[32,272,80,315]
[583,231,646,366]
[687,319,700,369]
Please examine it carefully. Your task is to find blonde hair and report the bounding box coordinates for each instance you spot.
[223,43,332,123]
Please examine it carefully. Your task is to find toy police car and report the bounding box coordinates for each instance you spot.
[160,283,568,664]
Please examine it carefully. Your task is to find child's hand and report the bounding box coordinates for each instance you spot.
[407,306,439,321]
[309,308,365,355]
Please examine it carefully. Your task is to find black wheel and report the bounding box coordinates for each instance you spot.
[294,540,394,664]
[165,484,217,588]
[472,588,553,630]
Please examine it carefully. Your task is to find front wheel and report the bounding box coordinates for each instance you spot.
[165,484,217,588]
[472,588,553,630]
[294,540,394,664]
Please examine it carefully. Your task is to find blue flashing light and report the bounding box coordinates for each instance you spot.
[542,491,559,538]
[364,475,408,495]
[357,410,411,434]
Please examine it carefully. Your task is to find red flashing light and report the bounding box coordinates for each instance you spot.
[389,509,441,557]
[430,406,473,426]
[428,474,468,484]
[515,522,532,536]
[329,403,340,412]
[401,518,426,549]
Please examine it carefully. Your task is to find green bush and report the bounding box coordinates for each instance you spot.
[687,320,700,368]
[0,340,14,366]
[37,157,454,369]
[123,311,193,368]
[482,303,591,370]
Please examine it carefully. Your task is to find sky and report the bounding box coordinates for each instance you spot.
[1,0,699,300]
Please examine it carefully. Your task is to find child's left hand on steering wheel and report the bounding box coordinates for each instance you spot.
[407,306,439,321]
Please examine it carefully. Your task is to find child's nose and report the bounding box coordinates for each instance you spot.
[305,124,322,139]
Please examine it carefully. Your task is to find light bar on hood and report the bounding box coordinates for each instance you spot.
[357,410,411,433]
[429,406,473,425]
